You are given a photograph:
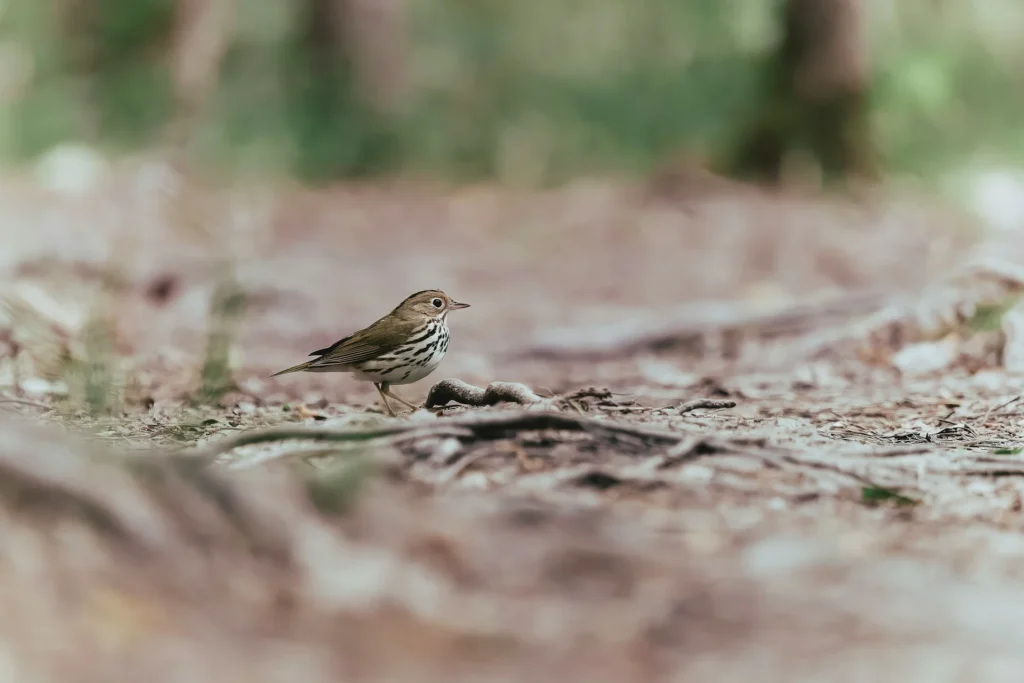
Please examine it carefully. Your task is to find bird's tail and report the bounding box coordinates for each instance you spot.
[269,360,315,378]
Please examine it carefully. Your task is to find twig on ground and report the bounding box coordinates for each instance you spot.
[866,446,934,458]
[676,399,736,415]
[661,436,730,462]
[0,398,52,411]
[979,396,1021,423]
[435,451,492,486]
[561,387,617,402]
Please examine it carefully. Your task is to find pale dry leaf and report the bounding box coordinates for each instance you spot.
[891,338,959,376]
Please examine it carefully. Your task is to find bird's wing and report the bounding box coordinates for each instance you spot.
[309,337,347,357]
[306,319,416,368]
[306,338,385,368]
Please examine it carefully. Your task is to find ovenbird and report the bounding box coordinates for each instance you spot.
[271,290,469,416]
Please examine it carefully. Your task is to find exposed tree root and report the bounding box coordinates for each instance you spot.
[195,409,685,466]
[424,379,549,408]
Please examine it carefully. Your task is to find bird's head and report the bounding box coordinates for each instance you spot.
[392,289,470,321]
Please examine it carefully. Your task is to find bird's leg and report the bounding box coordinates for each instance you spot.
[383,386,419,411]
[374,383,397,417]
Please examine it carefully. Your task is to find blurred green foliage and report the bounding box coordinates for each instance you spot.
[0,0,1021,182]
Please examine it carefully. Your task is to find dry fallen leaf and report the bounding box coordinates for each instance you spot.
[891,338,959,376]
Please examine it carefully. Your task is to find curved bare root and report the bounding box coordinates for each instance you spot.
[424,378,550,409]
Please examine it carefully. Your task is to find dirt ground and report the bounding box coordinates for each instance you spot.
[3,170,1024,681]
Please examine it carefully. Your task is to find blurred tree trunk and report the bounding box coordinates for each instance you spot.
[725,0,875,185]
[169,0,236,140]
[343,0,410,114]
[284,0,404,181]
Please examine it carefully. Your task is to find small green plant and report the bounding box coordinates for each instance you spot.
[992,447,1024,456]
[304,455,376,517]
[59,304,124,417]
[193,267,247,406]
[964,296,1023,333]
[861,486,919,507]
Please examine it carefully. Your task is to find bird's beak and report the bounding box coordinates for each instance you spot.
[450,301,470,310]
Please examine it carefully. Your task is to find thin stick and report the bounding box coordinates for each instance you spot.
[980,396,1021,423]
[0,398,52,411]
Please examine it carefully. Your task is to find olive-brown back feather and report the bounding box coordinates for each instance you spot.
[305,315,424,369]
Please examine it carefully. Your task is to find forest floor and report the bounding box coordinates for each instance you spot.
[2,172,1024,682]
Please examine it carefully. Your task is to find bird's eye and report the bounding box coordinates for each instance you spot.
[431,298,444,308]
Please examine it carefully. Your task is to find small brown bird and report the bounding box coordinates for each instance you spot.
[271,290,469,416]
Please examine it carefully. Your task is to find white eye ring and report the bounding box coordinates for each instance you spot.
[431,298,443,308]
